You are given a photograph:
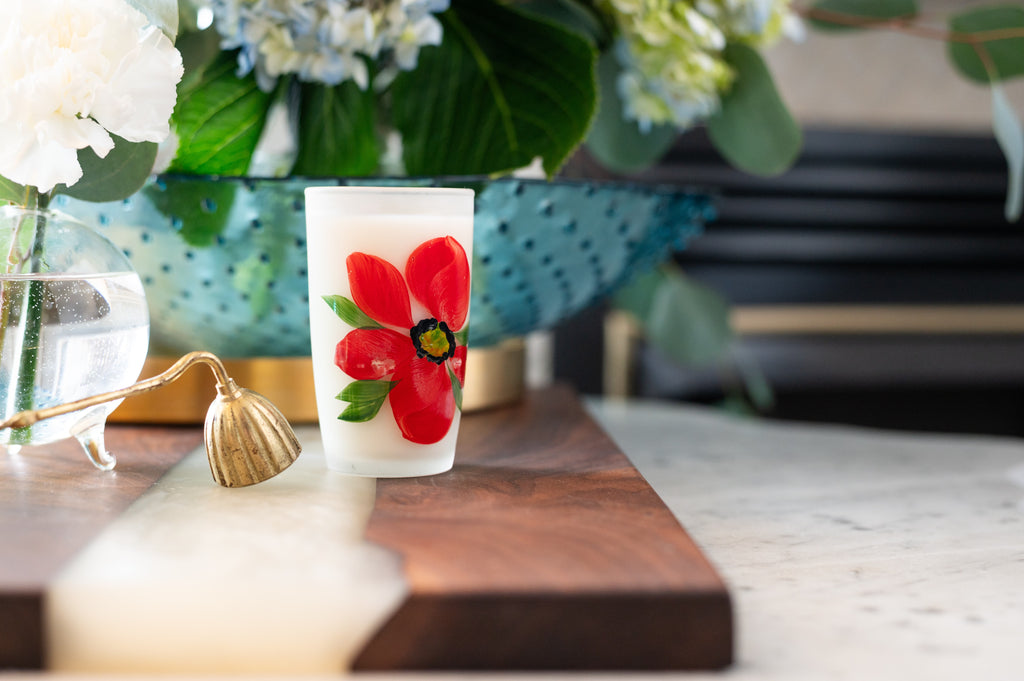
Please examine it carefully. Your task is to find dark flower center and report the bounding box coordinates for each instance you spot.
[410,318,455,364]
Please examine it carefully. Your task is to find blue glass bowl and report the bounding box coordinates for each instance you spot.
[56,176,712,356]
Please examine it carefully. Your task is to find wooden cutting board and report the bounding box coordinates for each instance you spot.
[0,387,732,671]
[354,386,733,670]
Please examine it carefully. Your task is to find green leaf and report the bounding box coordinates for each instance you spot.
[142,178,237,246]
[55,136,157,203]
[393,0,597,177]
[454,327,469,347]
[293,81,379,176]
[615,265,733,367]
[707,43,801,177]
[584,51,677,173]
[0,176,25,205]
[513,0,610,46]
[322,295,383,329]
[126,0,179,39]
[448,365,464,411]
[948,6,1024,84]
[337,380,398,422]
[992,84,1024,221]
[175,26,222,75]
[809,0,917,32]
[169,51,272,175]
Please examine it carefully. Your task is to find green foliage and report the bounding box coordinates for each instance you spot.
[0,177,25,205]
[948,6,1024,84]
[448,366,464,411]
[584,52,677,173]
[809,0,918,31]
[392,0,597,177]
[293,81,379,176]
[513,0,610,46]
[169,52,272,175]
[126,0,179,39]
[337,380,398,422]
[613,265,733,367]
[707,44,801,177]
[56,136,158,202]
[992,85,1024,221]
[323,295,384,329]
[142,178,237,246]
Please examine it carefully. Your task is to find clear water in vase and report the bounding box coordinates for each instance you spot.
[0,271,149,464]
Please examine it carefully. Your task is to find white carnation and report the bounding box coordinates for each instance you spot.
[0,0,183,193]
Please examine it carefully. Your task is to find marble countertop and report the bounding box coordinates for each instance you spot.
[17,397,1024,679]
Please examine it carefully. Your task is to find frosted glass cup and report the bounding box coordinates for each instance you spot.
[305,187,474,477]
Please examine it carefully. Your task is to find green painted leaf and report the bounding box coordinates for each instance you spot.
[992,84,1024,221]
[584,52,677,173]
[809,0,917,32]
[393,0,597,177]
[55,136,157,203]
[337,380,398,422]
[454,327,469,347]
[169,51,272,175]
[448,365,464,411]
[707,44,801,177]
[948,6,1024,84]
[0,176,25,205]
[323,295,383,329]
[293,81,379,176]
[142,178,237,246]
[126,0,179,39]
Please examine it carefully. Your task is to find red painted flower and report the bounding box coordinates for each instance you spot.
[332,236,470,445]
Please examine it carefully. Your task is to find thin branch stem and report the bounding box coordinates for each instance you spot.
[797,6,1024,45]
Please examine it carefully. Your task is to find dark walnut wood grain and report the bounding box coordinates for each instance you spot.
[353,386,733,670]
[0,427,202,669]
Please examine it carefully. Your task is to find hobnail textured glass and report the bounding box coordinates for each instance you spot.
[56,176,712,355]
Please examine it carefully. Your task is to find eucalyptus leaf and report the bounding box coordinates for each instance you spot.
[293,81,379,176]
[337,380,398,422]
[809,0,917,32]
[0,176,25,205]
[584,52,677,173]
[323,295,384,329]
[991,85,1024,222]
[126,0,179,39]
[948,6,1024,84]
[707,43,801,177]
[393,0,597,177]
[169,52,272,175]
[56,136,158,203]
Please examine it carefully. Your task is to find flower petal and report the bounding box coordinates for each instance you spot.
[390,358,455,444]
[347,252,414,329]
[335,328,413,380]
[405,236,470,331]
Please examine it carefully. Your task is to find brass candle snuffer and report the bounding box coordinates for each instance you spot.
[0,351,301,487]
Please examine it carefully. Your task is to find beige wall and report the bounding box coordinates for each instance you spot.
[764,2,1024,132]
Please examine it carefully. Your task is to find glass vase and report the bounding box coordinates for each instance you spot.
[0,205,150,469]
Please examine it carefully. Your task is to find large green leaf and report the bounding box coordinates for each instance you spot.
[56,136,158,202]
[948,6,1024,84]
[126,0,179,39]
[584,52,677,173]
[169,52,272,175]
[513,0,609,46]
[393,0,597,177]
[706,43,801,177]
[809,0,917,32]
[293,81,379,176]
[0,176,25,205]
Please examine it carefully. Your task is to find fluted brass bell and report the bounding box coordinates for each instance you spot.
[0,351,300,487]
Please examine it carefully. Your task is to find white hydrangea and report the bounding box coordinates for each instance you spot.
[209,0,449,91]
[0,0,184,193]
[603,0,795,132]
